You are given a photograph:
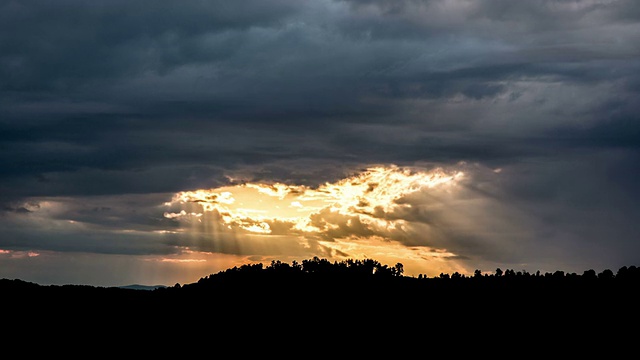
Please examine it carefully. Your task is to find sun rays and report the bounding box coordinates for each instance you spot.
[162,165,466,276]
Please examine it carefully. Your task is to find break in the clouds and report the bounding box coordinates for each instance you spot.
[1,0,639,286]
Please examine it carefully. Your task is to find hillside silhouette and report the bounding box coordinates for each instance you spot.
[3,256,639,344]
[3,256,639,312]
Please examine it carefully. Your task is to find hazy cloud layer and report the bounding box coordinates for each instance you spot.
[1,0,639,285]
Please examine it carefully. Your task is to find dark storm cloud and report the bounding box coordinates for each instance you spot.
[0,0,299,91]
[1,0,640,280]
[1,0,637,186]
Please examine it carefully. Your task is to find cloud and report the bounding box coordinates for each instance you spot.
[2,0,637,189]
[160,165,493,274]
[1,0,639,284]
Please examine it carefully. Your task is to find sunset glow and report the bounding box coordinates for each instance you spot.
[4,0,638,288]
[163,165,465,275]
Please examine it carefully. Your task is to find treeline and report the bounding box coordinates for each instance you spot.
[206,256,640,281]
[143,256,639,306]
[2,256,639,325]
[141,257,639,323]
[3,258,637,342]
[3,256,639,295]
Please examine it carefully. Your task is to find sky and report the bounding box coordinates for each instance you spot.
[1,0,639,287]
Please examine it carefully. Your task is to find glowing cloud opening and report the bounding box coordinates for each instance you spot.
[165,165,463,235]
[159,164,476,277]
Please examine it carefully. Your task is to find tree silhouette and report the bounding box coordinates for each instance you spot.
[3,256,639,320]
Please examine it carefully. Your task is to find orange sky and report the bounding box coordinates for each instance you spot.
[160,165,472,278]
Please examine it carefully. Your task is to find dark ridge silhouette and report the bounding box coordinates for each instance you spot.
[3,256,639,330]
[4,256,640,298]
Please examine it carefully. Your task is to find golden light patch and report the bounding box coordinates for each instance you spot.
[163,165,465,276]
[166,165,461,233]
[0,249,41,258]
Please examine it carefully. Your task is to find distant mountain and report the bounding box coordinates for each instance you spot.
[116,284,167,291]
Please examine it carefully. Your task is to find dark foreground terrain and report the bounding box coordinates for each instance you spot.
[3,257,639,341]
